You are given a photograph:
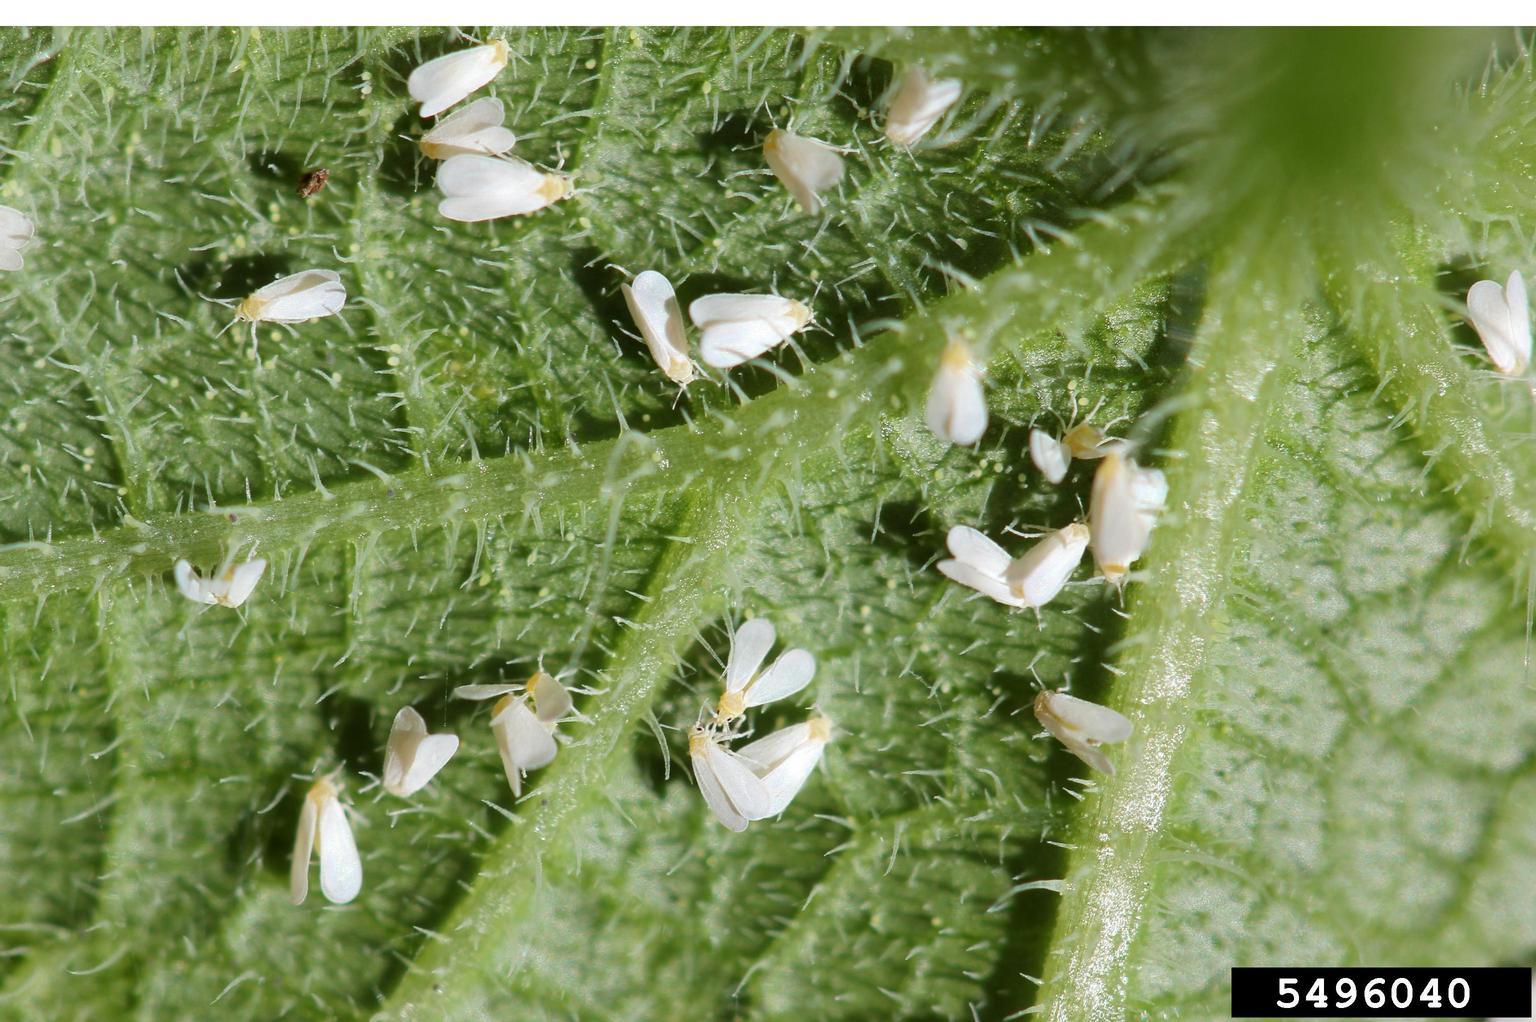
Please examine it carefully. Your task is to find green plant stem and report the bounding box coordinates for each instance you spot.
[1035,250,1299,1022]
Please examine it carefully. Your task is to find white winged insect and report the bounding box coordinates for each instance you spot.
[436,154,572,222]
[713,618,816,724]
[290,774,363,905]
[1028,423,1111,484]
[0,205,35,271]
[937,523,1090,611]
[622,270,694,385]
[925,338,988,445]
[418,96,517,160]
[407,39,510,119]
[173,556,267,609]
[235,269,347,328]
[1033,690,1133,775]
[1088,449,1167,589]
[688,722,774,832]
[884,66,963,146]
[382,707,460,798]
[763,128,846,215]
[454,671,573,798]
[1466,271,1531,377]
[737,714,833,816]
[689,292,811,369]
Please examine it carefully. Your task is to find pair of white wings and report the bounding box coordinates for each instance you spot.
[925,353,987,445]
[407,42,506,119]
[692,723,826,833]
[690,294,806,369]
[382,707,460,798]
[1467,271,1532,375]
[419,96,517,158]
[722,617,815,709]
[0,205,34,272]
[455,679,574,797]
[437,155,563,221]
[246,270,346,323]
[291,785,361,905]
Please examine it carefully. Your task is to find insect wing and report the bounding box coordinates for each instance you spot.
[946,525,1011,577]
[725,618,777,693]
[1468,278,1525,374]
[736,721,813,772]
[1029,428,1071,483]
[289,790,318,905]
[691,744,748,832]
[757,740,826,815]
[383,706,427,794]
[497,698,558,772]
[703,740,774,821]
[408,42,508,118]
[316,796,362,904]
[937,558,1019,606]
[743,648,815,708]
[529,673,573,724]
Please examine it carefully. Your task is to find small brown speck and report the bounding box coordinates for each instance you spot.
[297,168,330,198]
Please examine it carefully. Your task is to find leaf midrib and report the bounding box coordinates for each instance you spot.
[1036,249,1299,1022]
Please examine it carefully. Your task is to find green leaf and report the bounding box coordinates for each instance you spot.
[0,26,1533,1022]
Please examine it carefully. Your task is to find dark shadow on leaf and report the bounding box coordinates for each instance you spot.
[247,148,301,187]
[1438,256,1488,359]
[828,53,892,127]
[175,252,296,304]
[696,107,773,163]
[973,822,1072,1021]
[568,246,633,341]
[864,498,943,574]
[234,786,298,890]
[327,693,381,774]
[378,109,427,198]
[1147,265,1208,371]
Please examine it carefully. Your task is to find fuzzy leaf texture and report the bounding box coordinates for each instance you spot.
[0,25,1533,1022]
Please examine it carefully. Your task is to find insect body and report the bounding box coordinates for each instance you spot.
[763,129,846,215]
[1088,451,1167,588]
[713,617,816,724]
[290,775,362,905]
[1033,690,1133,775]
[621,270,694,385]
[382,707,459,797]
[173,557,267,609]
[435,154,572,221]
[937,523,1090,610]
[455,671,573,798]
[1029,423,1111,483]
[296,168,330,198]
[418,97,517,160]
[408,39,510,119]
[235,269,346,325]
[1466,271,1531,376]
[925,339,988,445]
[884,67,963,146]
[688,293,811,369]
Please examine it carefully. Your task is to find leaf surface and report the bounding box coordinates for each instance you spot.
[0,26,1533,1022]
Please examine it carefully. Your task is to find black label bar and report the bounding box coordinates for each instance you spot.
[1230,967,1531,1018]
